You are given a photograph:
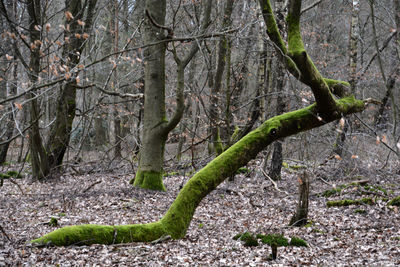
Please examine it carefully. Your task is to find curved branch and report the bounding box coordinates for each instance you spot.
[31,96,367,246]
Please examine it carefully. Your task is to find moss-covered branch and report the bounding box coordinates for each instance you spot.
[259,0,345,117]
[31,96,367,247]
[286,0,337,116]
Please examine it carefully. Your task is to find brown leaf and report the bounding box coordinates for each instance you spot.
[14,102,23,110]
[65,11,74,21]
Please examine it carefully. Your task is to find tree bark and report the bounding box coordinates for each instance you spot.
[134,0,168,191]
[209,0,234,155]
[135,0,211,190]
[333,0,359,157]
[45,0,97,171]
[269,0,286,181]
[27,0,51,179]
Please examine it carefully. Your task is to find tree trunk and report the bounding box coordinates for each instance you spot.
[134,0,168,191]
[45,0,97,170]
[333,0,359,158]
[112,0,122,159]
[209,0,234,155]
[0,0,17,164]
[135,0,211,190]
[27,0,51,180]
[269,0,287,181]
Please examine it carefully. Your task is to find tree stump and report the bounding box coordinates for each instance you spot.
[289,171,310,226]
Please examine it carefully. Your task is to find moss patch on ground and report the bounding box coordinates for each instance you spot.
[387,196,400,207]
[326,198,374,207]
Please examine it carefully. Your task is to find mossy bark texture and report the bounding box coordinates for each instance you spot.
[31,0,371,246]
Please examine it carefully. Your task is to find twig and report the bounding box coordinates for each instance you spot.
[150,234,171,244]
[261,169,288,195]
[145,9,174,38]
[7,178,25,195]
[301,0,323,14]
[354,114,399,157]
[94,85,143,99]
[0,225,11,241]
[82,180,102,193]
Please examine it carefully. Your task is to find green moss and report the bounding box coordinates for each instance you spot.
[0,173,11,179]
[324,78,350,88]
[288,164,306,170]
[257,234,289,247]
[327,197,374,207]
[354,209,366,214]
[133,170,166,191]
[6,170,22,178]
[363,185,388,196]
[236,167,250,175]
[287,13,304,54]
[31,222,166,246]
[387,196,400,207]
[289,236,308,247]
[49,217,58,227]
[233,232,258,247]
[322,185,347,197]
[304,220,314,228]
[163,171,179,177]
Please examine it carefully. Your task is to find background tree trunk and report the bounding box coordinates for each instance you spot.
[134,0,168,191]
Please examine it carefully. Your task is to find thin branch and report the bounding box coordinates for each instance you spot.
[94,85,143,99]
[261,169,289,195]
[82,180,102,193]
[0,225,11,241]
[0,78,65,105]
[301,0,323,15]
[84,28,239,69]
[353,113,399,157]
[361,31,396,76]
[145,9,173,38]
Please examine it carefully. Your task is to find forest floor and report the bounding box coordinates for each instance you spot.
[1,158,400,266]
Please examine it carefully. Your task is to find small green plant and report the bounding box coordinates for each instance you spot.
[58,213,66,217]
[198,223,204,228]
[257,234,289,247]
[49,217,58,227]
[233,232,307,260]
[233,232,258,247]
[289,236,308,247]
[387,196,400,207]
[304,220,314,228]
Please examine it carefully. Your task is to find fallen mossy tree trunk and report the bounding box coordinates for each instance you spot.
[31,97,367,246]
